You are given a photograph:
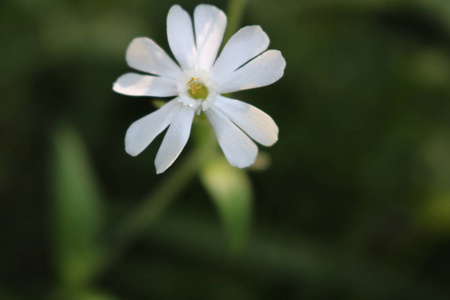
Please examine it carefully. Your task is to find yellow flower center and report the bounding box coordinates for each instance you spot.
[186,77,208,100]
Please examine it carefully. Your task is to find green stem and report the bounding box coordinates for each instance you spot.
[113,129,216,249]
[102,0,250,273]
[112,0,250,250]
[224,0,249,42]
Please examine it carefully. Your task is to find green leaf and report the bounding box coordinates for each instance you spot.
[200,157,253,254]
[50,122,106,289]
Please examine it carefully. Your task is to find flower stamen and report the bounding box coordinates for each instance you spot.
[187,78,208,100]
[186,77,200,85]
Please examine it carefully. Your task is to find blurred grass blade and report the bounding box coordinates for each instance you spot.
[50,288,118,300]
[77,290,118,300]
[416,191,450,234]
[200,157,253,254]
[50,122,105,289]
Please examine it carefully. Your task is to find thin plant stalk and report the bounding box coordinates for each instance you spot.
[105,0,250,271]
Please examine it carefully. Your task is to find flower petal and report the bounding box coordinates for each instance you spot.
[113,73,178,97]
[217,50,286,94]
[194,4,227,71]
[126,37,182,80]
[214,96,278,146]
[125,99,182,156]
[211,26,269,81]
[167,5,197,71]
[155,105,195,174]
[205,105,258,168]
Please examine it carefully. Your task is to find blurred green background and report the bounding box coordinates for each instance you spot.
[2,0,450,299]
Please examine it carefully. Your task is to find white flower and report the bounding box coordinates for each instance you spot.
[113,4,286,174]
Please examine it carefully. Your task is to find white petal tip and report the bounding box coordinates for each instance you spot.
[232,158,257,169]
[113,80,135,96]
[168,5,183,14]
[273,50,287,80]
[112,82,119,92]
[263,138,278,147]
[155,163,169,174]
[125,146,140,157]
[196,4,225,15]
[246,25,269,40]
[265,129,280,147]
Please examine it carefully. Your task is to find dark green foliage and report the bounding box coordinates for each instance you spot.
[1,0,450,299]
